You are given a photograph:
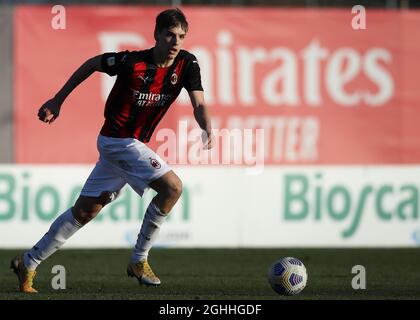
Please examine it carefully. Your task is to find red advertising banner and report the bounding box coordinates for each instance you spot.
[14,6,420,165]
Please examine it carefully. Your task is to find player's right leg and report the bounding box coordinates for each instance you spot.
[10,194,113,293]
[11,158,125,293]
[11,204,86,293]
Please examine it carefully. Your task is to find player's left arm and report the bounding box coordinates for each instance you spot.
[189,90,214,150]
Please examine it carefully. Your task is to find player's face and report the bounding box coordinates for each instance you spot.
[155,25,186,60]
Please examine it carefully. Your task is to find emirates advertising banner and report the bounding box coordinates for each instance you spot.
[14,6,420,165]
[7,6,420,247]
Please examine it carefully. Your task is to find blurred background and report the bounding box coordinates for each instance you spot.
[1,0,420,250]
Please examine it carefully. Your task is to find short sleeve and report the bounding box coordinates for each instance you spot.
[101,51,129,76]
[183,56,204,92]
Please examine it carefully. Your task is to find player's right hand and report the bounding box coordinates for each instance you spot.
[37,98,62,124]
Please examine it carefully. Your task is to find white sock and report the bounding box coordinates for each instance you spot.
[23,208,83,271]
[131,201,167,263]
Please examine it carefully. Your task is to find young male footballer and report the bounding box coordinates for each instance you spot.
[11,8,213,293]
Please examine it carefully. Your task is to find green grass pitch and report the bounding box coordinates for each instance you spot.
[0,248,419,300]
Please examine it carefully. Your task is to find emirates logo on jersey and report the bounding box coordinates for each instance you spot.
[149,158,161,169]
[170,73,178,85]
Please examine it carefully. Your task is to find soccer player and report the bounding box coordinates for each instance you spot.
[11,8,213,293]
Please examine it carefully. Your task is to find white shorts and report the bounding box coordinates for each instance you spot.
[80,135,171,197]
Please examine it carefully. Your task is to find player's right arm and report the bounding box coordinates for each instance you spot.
[37,53,120,124]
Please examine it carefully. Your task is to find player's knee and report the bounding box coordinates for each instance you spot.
[72,205,101,225]
[100,190,120,206]
[72,197,104,225]
[72,207,97,225]
[166,178,183,200]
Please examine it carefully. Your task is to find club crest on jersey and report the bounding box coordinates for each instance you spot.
[170,73,178,85]
[149,158,161,169]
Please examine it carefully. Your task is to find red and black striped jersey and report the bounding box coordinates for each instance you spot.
[99,48,203,142]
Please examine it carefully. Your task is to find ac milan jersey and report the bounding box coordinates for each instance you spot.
[99,48,203,142]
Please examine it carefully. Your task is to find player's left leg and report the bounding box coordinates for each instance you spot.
[104,137,180,286]
[92,135,178,286]
[127,170,182,286]
[131,170,182,261]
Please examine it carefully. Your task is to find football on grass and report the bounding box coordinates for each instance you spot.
[268,257,308,296]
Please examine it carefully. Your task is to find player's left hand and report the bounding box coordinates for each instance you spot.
[202,130,215,150]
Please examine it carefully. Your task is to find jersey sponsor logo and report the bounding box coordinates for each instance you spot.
[149,157,161,169]
[170,72,178,85]
[132,90,172,107]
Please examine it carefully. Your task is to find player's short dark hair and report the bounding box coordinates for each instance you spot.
[155,8,189,37]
